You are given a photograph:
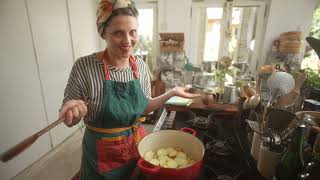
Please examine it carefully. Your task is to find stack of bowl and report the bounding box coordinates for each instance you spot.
[279,31,304,54]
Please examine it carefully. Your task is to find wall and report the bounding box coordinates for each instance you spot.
[1,0,319,179]
[259,0,319,68]
[0,0,100,179]
[158,0,192,57]
[159,0,319,70]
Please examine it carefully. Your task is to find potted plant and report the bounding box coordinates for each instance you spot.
[214,56,239,92]
[305,68,320,101]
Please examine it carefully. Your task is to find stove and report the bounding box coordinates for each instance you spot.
[154,109,266,180]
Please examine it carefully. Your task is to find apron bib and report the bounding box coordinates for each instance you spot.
[80,49,148,180]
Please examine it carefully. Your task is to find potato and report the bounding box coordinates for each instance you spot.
[144,150,154,161]
[144,147,194,169]
[167,159,178,168]
[174,157,188,166]
[150,159,160,166]
[188,159,195,165]
[166,147,175,153]
[157,148,168,156]
[158,155,169,161]
[159,158,167,167]
[176,152,187,159]
[168,150,177,158]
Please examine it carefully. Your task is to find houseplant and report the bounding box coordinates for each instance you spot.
[305,68,320,101]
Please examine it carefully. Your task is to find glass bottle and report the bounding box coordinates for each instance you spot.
[275,124,306,180]
[298,133,320,180]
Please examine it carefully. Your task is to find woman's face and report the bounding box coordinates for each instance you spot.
[102,15,138,59]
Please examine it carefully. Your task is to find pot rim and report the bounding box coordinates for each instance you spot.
[138,129,205,159]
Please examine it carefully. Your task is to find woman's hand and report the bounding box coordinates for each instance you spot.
[170,86,201,99]
[143,86,201,114]
[59,100,87,127]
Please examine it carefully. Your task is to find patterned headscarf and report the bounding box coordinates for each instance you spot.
[96,0,138,37]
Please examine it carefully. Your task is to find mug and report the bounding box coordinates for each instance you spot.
[257,145,281,180]
[251,132,262,161]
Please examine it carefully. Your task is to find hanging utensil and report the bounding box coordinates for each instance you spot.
[247,94,261,109]
[265,109,296,132]
[260,128,283,153]
[267,71,295,97]
[241,84,256,99]
[261,72,295,130]
[0,117,65,162]
[246,119,261,134]
[275,72,306,109]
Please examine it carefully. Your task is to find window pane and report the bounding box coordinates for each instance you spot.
[229,7,258,64]
[203,8,223,61]
[135,8,153,59]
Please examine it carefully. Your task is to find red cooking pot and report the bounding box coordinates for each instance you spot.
[137,128,205,180]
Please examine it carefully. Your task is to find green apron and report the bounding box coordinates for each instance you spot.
[80,49,148,180]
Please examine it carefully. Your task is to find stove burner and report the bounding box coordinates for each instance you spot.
[187,116,212,129]
[217,175,234,180]
[205,137,234,156]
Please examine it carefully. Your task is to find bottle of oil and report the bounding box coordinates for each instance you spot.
[275,124,306,180]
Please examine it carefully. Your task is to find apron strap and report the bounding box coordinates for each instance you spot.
[85,123,142,144]
[102,49,139,80]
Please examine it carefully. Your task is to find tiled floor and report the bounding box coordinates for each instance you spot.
[13,130,83,180]
[13,124,155,180]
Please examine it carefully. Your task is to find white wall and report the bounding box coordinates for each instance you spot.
[259,0,319,68]
[0,0,319,179]
[0,0,100,179]
[158,0,192,57]
[158,0,319,70]
[0,1,52,179]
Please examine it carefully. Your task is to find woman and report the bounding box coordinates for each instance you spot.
[59,0,199,179]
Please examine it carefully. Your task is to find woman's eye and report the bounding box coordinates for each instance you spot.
[113,31,122,37]
[130,30,137,36]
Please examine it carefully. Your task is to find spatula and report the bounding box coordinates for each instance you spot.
[0,117,65,162]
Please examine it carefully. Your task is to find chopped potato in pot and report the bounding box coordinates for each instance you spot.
[143,147,195,168]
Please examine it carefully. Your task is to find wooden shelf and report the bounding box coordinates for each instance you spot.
[165,101,238,114]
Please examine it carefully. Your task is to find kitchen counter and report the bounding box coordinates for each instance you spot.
[164,96,239,114]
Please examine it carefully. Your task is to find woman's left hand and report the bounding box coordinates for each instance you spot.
[171,86,201,99]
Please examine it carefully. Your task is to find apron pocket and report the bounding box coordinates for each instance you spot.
[96,135,139,174]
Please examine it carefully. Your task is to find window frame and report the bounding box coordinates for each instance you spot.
[136,1,158,71]
[189,0,267,73]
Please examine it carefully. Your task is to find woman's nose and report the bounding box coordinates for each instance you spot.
[122,34,131,44]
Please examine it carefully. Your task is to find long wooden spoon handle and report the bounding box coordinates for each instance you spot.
[37,118,65,137]
[0,118,65,162]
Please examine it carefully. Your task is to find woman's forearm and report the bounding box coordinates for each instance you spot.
[143,89,176,114]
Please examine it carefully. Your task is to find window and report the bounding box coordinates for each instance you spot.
[189,1,266,73]
[135,2,158,71]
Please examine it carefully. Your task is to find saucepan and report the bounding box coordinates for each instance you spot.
[137,128,205,180]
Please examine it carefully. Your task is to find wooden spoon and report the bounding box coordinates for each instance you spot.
[241,85,256,98]
[0,118,65,162]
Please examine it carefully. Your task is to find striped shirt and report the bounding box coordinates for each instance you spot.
[62,54,151,124]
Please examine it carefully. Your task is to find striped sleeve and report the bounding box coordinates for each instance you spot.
[63,58,88,104]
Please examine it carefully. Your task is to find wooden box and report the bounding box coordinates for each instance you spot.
[159,33,184,52]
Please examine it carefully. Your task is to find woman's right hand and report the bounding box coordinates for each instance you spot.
[59,100,87,127]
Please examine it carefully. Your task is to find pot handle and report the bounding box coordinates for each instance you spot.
[180,127,197,136]
[137,158,161,173]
